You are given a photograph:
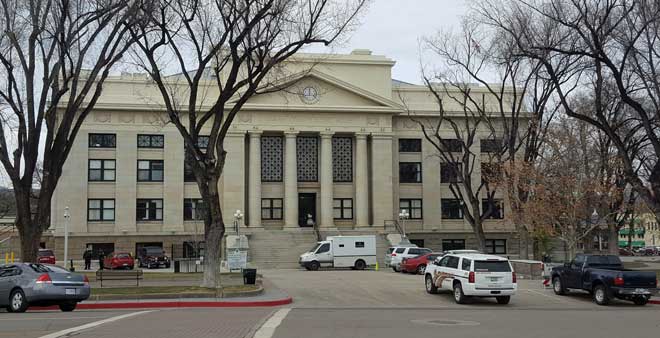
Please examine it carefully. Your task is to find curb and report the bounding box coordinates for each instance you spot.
[649,300,660,305]
[29,296,293,311]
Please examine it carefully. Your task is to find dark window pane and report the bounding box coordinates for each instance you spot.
[399,139,421,152]
[441,163,462,183]
[332,137,353,182]
[297,136,318,182]
[399,162,422,183]
[89,134,116,148]
[481,139,502,153]
[482,199,504,219]
[441,139,462,152]
[261,136,283,182]
[441,199,463,219]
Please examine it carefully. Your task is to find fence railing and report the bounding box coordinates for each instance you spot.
[384,220,404,235]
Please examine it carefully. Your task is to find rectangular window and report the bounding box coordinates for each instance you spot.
[261,198,283,220]
[355,241,365,248]
[87,199,115,221]
[88,159,115,181]
[261,136,284,182]
[136,199,163,221]
[485,239,507,255]
[440,162,462,183]
[184,136,210,182]
[399,199,423,219]
[442,239,465,251]
[461,258,471,271]
[89,133,116,148]
[297,136,319,182]
[332,137,353,182]
[399,139,421,152]
[441,199,463,219]
[481,139,502,153]
[482,199,504,219]
[399,162,422,183]
[333,198,353,220]
[441,139,462,152]
[138,160,164,182]
[183,199,206,220]
[137,134,164,148]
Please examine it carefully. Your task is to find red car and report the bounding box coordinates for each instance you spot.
[400,252,443,274]
[103,252,135,270]
[37,249,56,264]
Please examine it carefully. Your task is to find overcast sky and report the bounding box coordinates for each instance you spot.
[333,0,468,84]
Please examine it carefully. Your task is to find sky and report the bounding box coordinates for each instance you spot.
[330,0,468,84]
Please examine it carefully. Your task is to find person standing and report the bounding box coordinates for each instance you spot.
[98,250,105,270]
[83,249,92,270]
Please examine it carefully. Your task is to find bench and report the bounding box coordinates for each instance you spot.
[95,269,144,287]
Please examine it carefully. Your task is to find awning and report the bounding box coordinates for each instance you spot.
[618,240,645,247]
[618,228,645,236]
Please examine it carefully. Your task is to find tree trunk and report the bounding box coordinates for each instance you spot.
[201,178,225,288]
[518,229,530,259]
[17,219,42,263]
[473,220,487,253]
[608,224,619,255]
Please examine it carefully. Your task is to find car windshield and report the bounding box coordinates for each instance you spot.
[387,248,395,254]
[117,254,130,258]
[38,250,54,257]
[474,260,511,272]
[27,264,62,273]
[310,244,321,252]
[144,248,164,255]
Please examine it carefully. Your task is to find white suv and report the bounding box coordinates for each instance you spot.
[387,247,432,272]
[424,253,517,304]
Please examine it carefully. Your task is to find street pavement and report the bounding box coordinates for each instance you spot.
[1,268,658,338]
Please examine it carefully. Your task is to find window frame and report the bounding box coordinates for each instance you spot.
[88,159,116,182]
[440,162,463,183]
[87,199,115,222]
[485,239,507,255]
[461,258,472,271]
[482,199,504,219]
[137,134,165,149]
[137,160,164,182]
[332,136,353,182]
[183,198,206,221]
[398,138,422,153]
[261,198,283,220]
[441,138,462,152]
[136,199,164,221]
[333,198,353,220]
[441,199,464,219]
[399,199,423,220]
[399,162,422,183]
[88,133,116,148]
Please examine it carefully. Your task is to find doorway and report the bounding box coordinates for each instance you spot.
[298,193,317,227]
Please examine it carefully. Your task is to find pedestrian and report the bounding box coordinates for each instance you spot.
[98,250,105,270]
[83,248,92,270]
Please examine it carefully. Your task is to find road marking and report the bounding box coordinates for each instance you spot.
[37,310,154,338]
[524,289,570,303]
[252,308,291,338]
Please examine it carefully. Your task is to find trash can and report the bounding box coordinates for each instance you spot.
[174,260,180,273]
[243,268,257,285]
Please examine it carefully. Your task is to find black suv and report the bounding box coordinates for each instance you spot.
[138,246,171,269]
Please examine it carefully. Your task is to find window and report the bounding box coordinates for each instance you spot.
[485,239,507,255]
[136,199,163,221]
[482,199,504,219]
[408,248,431,256]
[474,260,511,272]
[183,199,206,220]
[88,199,115,221]
[138,134,164,148]
[399,139,421,152]
[89,133,116,148]
[184,136,209,182]
[441,199,463,219]
[399,162,422,183]
[481,139,502,153]
[441,138,462,152]
[438,256,449,267]
[261,198,283,220]
[297,136,319,182]
[395,248,406,254]
[332,137,353,182]
[316,243,330,254]
[446,255,460,269]
[440,162,462,183]
[138,160,164,182]
[333,198,353,220]
[461,258,472,271]
[410,239,425,248]
[355,241,365,248]
[88,159,115,181]
[399,199,423,219]
[442,239,465,251]
[261,136,283,182]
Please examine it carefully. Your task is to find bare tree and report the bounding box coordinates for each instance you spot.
[128,0,367,287]
[0,0,144,262]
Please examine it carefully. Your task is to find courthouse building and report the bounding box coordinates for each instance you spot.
[34,50,522,266]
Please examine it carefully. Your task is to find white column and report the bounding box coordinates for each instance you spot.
[355,133,369,226]
[284,131,299,227]
[371,134,394,227]
[163,130,185,232]
[248,131,262,227]
[320,132,334,228]
[222,131,246,227]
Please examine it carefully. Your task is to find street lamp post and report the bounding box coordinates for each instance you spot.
[398,209,411,246]
[63,206,70,269]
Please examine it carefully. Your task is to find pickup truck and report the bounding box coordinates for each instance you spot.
[551,254,658,305]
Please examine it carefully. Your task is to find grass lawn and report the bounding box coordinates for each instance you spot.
[91,284,259,296]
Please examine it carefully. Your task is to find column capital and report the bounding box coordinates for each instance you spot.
[371,133,393,140]
[227,130,247,137]
[355,132,369,139]
[248,130,263,137]
[284,131,299,137]
[320,131,334,138]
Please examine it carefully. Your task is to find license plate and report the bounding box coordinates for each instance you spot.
[634,288,648,294]
[65,288,76,295]
[489,277,501,282]
[488,284,500,288]
[123,263,128,266]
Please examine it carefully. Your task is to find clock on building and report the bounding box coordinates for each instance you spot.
[300,86,320,104]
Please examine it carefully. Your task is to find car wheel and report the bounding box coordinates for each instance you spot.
[393,266,400,272]
[453,283,467,304]
[354,259,366,270]
[309,261,320,271]
[165,263,171,269]
[416,265,426,275]
[425,274,438,294]
[593,285,610,305]
[633,296,648,306]
[391,266,397,272]
[496,296,511,304]
[59,302,77,312]
[552,277,566,295]
[8,289,28,313]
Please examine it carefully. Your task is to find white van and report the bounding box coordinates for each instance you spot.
[299,235,377,271]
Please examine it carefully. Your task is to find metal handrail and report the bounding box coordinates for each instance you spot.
[384,219,404,235]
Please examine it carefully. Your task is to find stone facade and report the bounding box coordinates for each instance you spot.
[33,50,525,261]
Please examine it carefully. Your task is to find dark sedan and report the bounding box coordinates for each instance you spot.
[0,263,90,313]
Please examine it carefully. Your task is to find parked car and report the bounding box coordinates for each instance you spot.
[425,253,517,304]
[388,247,432,272]
[299,236,377,271]
[103,252,135,270]
[638,247,658,256]
[137,246,170,269]
[618,248,635,256]
[400,252,443,274]
[37,249,56,265]
[384,243,418,268]
[443,249,481,255]
[551,254,658,305]
[0,263,90,313]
